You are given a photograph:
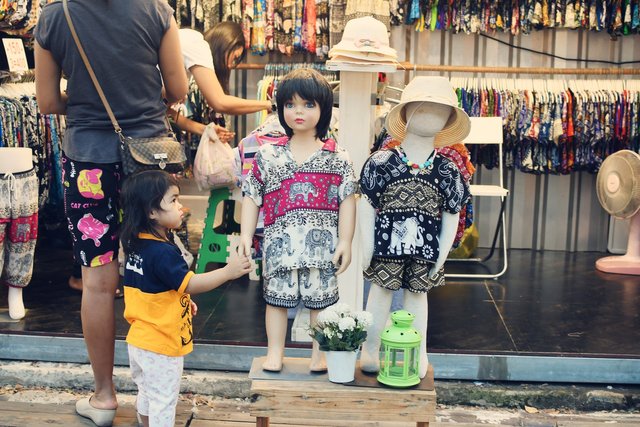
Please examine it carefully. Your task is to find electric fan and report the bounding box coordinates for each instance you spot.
[596,149,640,275]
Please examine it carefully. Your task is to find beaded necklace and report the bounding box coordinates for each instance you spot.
[397,147,437,172]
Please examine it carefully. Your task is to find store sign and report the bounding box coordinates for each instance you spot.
[3,39,28,73]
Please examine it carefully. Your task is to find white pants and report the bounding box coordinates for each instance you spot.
[128,344,183,427]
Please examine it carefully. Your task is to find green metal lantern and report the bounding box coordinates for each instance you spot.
[377,310,421,388]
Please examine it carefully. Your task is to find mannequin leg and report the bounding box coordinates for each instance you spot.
[263,305,288,371]
[81,261,119,410]
[8,287,25,320]
[403,291,428,378]
[360,285,393,373]
[309,309,327,372]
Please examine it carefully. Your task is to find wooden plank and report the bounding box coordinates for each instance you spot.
[0,400,191,426]
[250,379,435,422]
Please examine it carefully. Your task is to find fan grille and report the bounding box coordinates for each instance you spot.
[596,150,640,219]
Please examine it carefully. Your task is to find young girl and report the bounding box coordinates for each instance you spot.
[120,170,252,426]
[240,68,357,372]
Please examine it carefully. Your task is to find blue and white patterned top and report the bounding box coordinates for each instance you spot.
[359,148,470,264]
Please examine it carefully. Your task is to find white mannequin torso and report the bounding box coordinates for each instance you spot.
[0,147,33,174]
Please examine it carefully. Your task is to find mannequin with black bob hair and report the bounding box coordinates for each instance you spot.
[275,68,333,139]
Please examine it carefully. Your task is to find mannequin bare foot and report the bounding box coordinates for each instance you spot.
[8,287,25,320]
[359,347,380,373]
[262,351,283,372]
[309,348,327,373]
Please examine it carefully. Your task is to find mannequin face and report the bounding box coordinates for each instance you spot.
[404,102,453,137]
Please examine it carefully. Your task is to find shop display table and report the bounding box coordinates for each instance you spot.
[249,357,436,427]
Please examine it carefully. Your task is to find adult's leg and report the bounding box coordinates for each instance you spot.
[263,305,288,371]
[68,261,83,291]
[81,261,119,410]
[360,285,393,373]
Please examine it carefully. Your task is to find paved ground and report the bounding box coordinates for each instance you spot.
[0,361,639,426]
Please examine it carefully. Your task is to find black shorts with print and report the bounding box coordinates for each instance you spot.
[364,257,445,293]
[62,153,122,267]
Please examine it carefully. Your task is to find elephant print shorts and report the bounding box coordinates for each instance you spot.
[263,267,339,309]
[365,257,445,293]
[62,154,122,267]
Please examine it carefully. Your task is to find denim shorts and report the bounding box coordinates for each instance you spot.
[62,153,122,267]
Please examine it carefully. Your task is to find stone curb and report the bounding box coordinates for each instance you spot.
[1,361,639,412]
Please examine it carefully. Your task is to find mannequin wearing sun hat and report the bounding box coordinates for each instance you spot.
[358,76,471,377]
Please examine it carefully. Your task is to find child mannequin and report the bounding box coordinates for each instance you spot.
[358,77,471,378]
[0,147,37,320]
[116,170,252,427]
[240,68,357,373]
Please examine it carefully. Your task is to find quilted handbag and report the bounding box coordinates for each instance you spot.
[120,134,186,175]
[63,0,186,176]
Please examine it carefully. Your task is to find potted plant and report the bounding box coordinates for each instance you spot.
[309,303,373,383]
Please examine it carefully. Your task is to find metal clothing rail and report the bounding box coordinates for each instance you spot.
[238,62,640,76]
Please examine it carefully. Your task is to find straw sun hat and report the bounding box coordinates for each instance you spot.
[385,76,471,147]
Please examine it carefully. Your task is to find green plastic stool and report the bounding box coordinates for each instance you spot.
[195,187,261,278]
[195,188,234,273]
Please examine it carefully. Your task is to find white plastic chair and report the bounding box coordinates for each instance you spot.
[447,116,509,279]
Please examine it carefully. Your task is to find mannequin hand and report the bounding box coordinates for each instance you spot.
[429,258,445,279]
[213,124,235,144]
[332,241,352,275]
[238,236,254,258]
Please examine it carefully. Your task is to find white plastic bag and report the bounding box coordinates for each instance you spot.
[193,123,236,191]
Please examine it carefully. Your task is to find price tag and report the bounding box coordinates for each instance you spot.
[3,39,29,73]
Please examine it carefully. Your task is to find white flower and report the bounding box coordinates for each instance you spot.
[338,317,356,331]
[355,311,373,328]
[331,303,352,317]
[317,308,341,325]
[309,304,373,351]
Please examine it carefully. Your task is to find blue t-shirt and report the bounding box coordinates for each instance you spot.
[34,0,174,164]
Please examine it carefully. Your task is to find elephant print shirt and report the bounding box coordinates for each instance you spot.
[243,137,357,277]
[359,148,470,263]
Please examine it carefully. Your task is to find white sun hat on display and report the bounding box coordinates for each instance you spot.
[385,76,471,147]
[329,16,397,61]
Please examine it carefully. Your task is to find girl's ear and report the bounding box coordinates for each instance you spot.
[148,209,159,220]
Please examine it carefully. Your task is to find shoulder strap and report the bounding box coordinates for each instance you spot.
[62,0,122,135]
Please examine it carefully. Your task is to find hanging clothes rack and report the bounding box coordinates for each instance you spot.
[238,63,640,76]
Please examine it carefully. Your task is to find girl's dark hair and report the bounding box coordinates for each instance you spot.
[275,68,333,139]
[120,170,179,253]
[203,21,246,94]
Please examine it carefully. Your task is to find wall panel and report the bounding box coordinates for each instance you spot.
[236,29,636,252]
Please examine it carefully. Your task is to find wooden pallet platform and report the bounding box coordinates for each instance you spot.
[248,357,436,427]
